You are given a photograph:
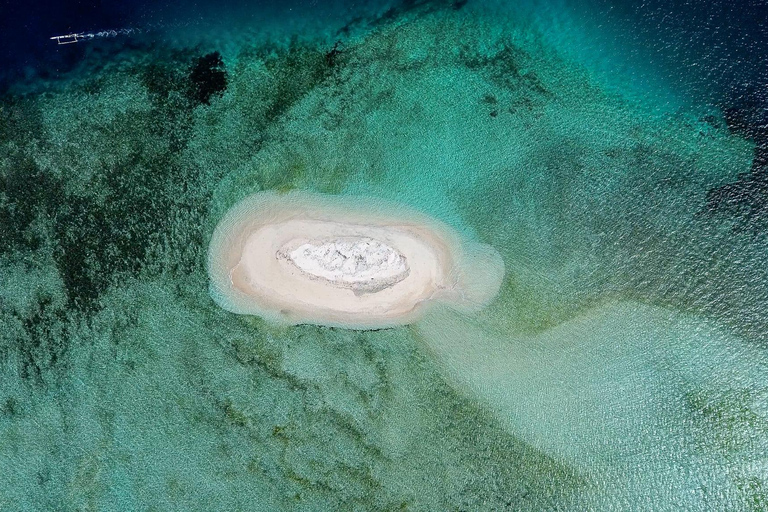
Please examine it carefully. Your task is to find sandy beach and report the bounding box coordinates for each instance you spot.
[207,191,504,328]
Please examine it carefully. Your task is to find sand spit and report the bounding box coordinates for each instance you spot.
[207,191,504,329]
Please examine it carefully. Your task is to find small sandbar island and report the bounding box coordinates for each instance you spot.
[207,191,504,329]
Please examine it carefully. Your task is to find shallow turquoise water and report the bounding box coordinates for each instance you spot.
[1,1,767,510]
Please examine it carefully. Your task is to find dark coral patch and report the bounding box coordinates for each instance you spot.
[0,158,58,254]
[188,52,228,105]
[325,41,344,69]
[13,295,69,384]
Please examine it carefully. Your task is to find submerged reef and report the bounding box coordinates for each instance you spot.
[0,7,581,510]
[1,1,767,510]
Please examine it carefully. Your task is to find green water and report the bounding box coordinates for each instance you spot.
[2,2,767,510]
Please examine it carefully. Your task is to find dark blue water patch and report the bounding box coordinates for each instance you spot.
[586,0,767,145]
[581,0,768,100]
[0,0,167,91]
[705,130,768,233]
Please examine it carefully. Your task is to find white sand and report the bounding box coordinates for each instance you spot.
[278,237,410,293]
[207,191,504,329]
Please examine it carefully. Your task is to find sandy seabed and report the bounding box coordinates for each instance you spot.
[207,190,504,329]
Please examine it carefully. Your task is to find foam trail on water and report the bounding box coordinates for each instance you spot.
[50,28,145,45]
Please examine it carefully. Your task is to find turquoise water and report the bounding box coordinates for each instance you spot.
[2,1,767,510]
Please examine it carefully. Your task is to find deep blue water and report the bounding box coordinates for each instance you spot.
[578,0,768,144]
[2,0,767,101]
[0,0,154,87]
[586,0,768,96]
